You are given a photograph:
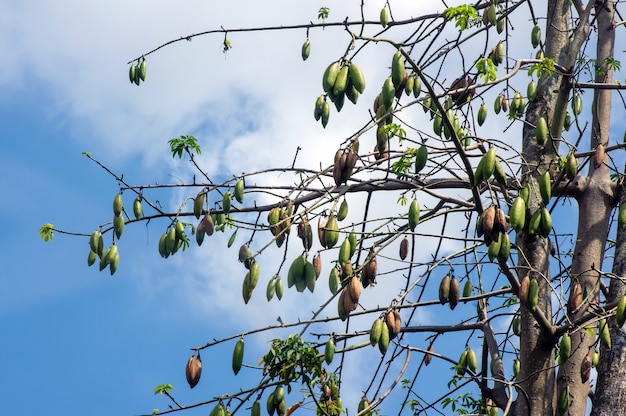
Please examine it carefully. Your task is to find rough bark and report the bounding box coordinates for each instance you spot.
[556,2,616,415]
[592,222,626,415]
[514,1,572,414]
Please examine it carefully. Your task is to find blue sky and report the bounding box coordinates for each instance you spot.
[2,1,625,416]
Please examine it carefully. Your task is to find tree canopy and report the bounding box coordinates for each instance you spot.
[43,1,626,415]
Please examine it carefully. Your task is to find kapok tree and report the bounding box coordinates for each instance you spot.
[41,1,626,415]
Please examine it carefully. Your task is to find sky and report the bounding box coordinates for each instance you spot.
[1,1,625,416]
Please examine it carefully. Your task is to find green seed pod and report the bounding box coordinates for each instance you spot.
[496,16,505,33]
[370,318,383,346]
[380,5,389,28]
[466,348,478,373]
[565,152,578,180]
[158,232,169,258]
[404,72,414,96]
[324,338,335,364]
[301,39,310,61]
[487,4,497,25]
[108,244,119,275]
[87,249,98,267]
[378,319,390,354]
[266,392,276,416]
[462,279,473,300]
[321,101,330,128]
[391,49,406,89]
[232,338,244,375]
[528,278,539,311]
[348,229,357,257]
[113,193,123,217]
[129,64,136,84]
[527,80,537,101]
[415,145,428,173]
[412,74,422,98]
[559,332,571,364]
[617,295,626,327]
[328,267,339,295]
[322,62,340,93]
[89,230,103,256]
[275,276,284,300]
[234,179,245,203]
[494,95,503,114]
[333,65,350,97]
[139,60,147,81]
[558,385,569,415]
[337,199,349,221]
[304,261,316,293]
[338,238,351,266]
[572,94,583,116]
[599,318,611,348]
[509,196,526,232]
[266,277,276,301]
[477,103,488,126]
[531,24,541,48]
[536,116,548,145]
[512,315,521,336]
[113,213,124,239]
[251,400,261,416]
[381,76,395,110]
[223,191,232,215]
[133,196,143,220]
[564,111,572,131]
[408,199,420,231]
[349,62,366,94]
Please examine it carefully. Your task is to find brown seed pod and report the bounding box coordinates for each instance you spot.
[581,355,591,383]
[593,143,605,169]
[494,207,507,233]
[341,148,357,183]
[439,275,450,304]
[313,254,322,278]
[392,309,402,335]
[347,275,363,304]
[203,213,215,236]
[384,311,396,338]
[333,155,345,187]
[362,248,378,288]
[338,289,350,320]
[341,260,353,280]
[399,236,409,260]
[518,275,530,305]
[342,287,358,312]
[424,343,435,366]
[448,277,460,310]
[450,76,475,105]
[186,353,202,389]
[501,95,509,112]
[482,206,496,244]
[318,217,327,248]
[568,280,583,313]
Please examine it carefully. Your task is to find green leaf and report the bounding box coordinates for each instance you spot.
[318,7,330,20]
[153,384,174,395]
[38,223,54,242]
[444,5,478,30]
[528,57,555,77]
[168,135,202,159]
[475,58,497,83]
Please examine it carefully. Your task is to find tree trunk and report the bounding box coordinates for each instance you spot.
[557,2,615,415]
[514,1,571,415]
